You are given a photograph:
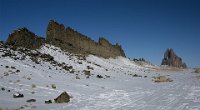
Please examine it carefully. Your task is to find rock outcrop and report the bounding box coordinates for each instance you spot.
[161,48,187,68]
[6,20,125,58]
[46,20,125,58]
[54,91,70,103]
[6,28,45,49]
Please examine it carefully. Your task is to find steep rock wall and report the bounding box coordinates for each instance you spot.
[6,28,45,49]
[46,20,125,58]
[161,48,187,68]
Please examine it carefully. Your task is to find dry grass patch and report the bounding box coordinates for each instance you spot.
[153,76,173,83]
[32,84,36,88]
[193,68,200,73]
[196,76,200,79]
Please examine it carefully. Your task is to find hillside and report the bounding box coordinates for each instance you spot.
[0,43,200,110]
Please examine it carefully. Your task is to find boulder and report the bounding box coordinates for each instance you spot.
[45,100,52,104]
[161,48,187,68]
[26,99,36,103]
[13,93,24,98]
[54,91,70,103]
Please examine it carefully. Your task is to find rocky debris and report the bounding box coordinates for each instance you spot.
[96,75,103,79]
[6,27,45,49]
[87,66,94,70]
[1,87,5,91]
[161,48,187,68]
[153,76,173,83]
[105,75,110,78]
[26,99,36,103]
[62,65,73,71]
[1,43,76,73]
[192,68,200,73]
[132,74,142,77]
[76,75,80,79]
[51,84,56,89]
[83,70,91,78]
[13,93,24,98]
[196,76,200,79]
[40,54,54,61]
[45,100,52,104]
[54,91,70,103]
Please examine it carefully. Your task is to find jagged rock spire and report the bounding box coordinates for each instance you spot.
[161,48,187,68]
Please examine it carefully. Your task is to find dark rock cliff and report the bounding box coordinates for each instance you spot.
[6,28,45,49]
[6,20,125,58]
[161,48,187,68]
[46,20,125,58]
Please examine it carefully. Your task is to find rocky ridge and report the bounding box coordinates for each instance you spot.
[6,20,125,58]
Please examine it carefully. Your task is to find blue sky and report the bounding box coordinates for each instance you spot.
[0,0,200,67]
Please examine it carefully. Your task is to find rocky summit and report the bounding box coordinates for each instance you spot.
[6,27,45,49]
[161,48,187,68]
[6,20,125,58]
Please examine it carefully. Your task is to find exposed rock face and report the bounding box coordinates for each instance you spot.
[46,20,125,58]
[54,91,70,103]
[6,28,45,49]
[161,48,187,68]
[6,20,125,58]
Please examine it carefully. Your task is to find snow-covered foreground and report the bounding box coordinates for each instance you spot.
[0,44,200,110]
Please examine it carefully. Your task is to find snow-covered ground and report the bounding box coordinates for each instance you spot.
[0,44,200,110]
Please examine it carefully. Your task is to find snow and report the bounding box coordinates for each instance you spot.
[0,44,200,110]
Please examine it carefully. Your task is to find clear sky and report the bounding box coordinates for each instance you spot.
[0,0,200,68]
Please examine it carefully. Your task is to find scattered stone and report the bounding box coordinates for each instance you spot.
[105,75,110,78]
[16,70,20,73]
[4,72,9,76]
[193,68,200,73]
[69,69,75,73]
[87,66,94,70]
[78,61,82,64]
[32,84,36,88]
[11,66,16,69]
[26,99,36,103]
[45,100,52,104]
[5,66,9,68]
[76,75,80,79]
[83,70,90,76]
[96,75,103,79]
[13,93,24,98]
[54,91,70,103]
[51,84,56,89]
[132,74,142,77]
[196,76,200,79]
[1,87,5,91]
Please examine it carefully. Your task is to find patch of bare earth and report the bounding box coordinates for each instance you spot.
[192,68,200,73]
[153,76,173,83]
[196,76,200,79]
